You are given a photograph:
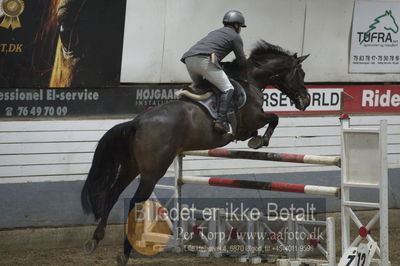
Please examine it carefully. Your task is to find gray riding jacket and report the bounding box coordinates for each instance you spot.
[181,27,246,68]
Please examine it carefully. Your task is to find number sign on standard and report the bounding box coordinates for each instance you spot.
[338,241,377,266]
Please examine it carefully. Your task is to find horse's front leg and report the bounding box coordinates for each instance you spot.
[248,113,279,149]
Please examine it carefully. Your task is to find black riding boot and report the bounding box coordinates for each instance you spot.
[214,89,234,134]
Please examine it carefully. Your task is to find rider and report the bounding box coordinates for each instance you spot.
[181,10,247,134]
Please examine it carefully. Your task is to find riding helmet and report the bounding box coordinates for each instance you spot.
[223,10,247,27]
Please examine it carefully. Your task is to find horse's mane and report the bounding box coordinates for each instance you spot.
[224,40,293,82]
[249,40,292,60]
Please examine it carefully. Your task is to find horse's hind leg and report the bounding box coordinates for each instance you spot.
[84,162,139,255]
[117,170,168,266]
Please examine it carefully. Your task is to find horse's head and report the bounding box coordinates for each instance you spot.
[49,0,123,86]
[247,41,310,111]
[56,0,104,61]
[382,10,399,33]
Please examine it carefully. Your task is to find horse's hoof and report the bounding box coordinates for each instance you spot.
[248,136,263,149]
[83,239,98,255]
[116,255,129,266]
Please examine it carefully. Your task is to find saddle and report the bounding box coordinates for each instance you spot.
[176,79,247,136]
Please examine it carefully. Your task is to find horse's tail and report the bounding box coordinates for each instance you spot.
[81,119,137,220]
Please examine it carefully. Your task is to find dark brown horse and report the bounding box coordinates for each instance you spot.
[81,41,310,265]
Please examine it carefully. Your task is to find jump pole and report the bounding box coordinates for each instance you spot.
[181,175,340,197]
[183,149,341,167]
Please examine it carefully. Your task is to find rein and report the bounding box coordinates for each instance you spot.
[263,66,303,101]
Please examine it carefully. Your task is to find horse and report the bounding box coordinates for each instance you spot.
[81,40,310,265]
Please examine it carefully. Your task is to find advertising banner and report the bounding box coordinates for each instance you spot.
[264,88,343,114]
[342,85,400,114]
[349,0,400,73]
[0,0,126,87]
[0,85,398,119]
[263,85,400,115]
[0,85,180,119]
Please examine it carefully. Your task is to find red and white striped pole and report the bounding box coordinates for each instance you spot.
[183,149,341,167]
[181,176,340,197]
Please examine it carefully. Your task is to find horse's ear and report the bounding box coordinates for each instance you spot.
[297,54,310,64]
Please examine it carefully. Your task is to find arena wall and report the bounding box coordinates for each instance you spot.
[121,0,399,83]
[1,0,399,229]
[0,116,399,228]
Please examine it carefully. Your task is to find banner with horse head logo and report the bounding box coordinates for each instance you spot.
[0,0,126,87]
[349,0,400,73]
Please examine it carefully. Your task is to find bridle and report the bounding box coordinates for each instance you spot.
[264,65,306,102]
